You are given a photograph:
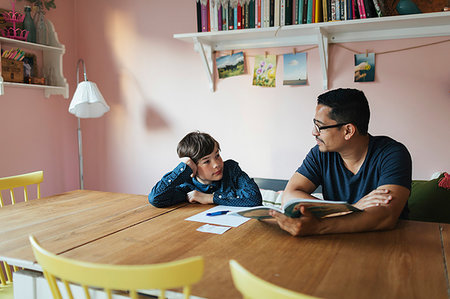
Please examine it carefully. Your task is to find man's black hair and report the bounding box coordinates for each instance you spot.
[317,88,370,135]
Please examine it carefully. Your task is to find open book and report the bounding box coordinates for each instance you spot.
[231,198,362,220]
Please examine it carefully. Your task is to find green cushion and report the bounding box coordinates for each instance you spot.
[408,174,450,223]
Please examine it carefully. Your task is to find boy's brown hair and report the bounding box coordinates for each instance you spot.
[177,131,220,164]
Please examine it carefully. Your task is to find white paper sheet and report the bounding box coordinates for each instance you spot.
[185,205,250,227]
[196,224,231,234]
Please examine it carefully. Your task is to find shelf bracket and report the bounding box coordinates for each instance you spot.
[317,28,329,91]
[193,37,215,92]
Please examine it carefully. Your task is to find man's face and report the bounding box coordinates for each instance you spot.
[195,144,224,184]
[313,105,347,152]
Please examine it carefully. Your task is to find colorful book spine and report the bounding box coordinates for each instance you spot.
[269,0,274,26]
[322,0,328,21]
[280,0,286,25]
[372,0,382,17]
[302,0,308,23]
[315,0,322,22]
[357,0,366,18]
[197,1,202,32]
[229,2,234,29]
[292,0,298,24]
[335,0,340,20]
[346,0,352,19]
[237,2,242,29]
[306,0,313,23]
[298,0,304,24]
[223,5,228,30]
[257,0,262,27]
[249,0,255,28]
[201,1,208,31]
[285,0,292,25]
[218,5,222,30]
[274,0,280,26]
[330,0,336,20]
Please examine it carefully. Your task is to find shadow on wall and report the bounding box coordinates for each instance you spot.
[145,105,169,130]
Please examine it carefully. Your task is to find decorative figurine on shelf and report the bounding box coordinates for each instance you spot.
[0,0,29,41]
[396,0,422,15]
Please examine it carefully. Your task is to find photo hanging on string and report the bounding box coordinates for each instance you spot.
[354,53,375,82]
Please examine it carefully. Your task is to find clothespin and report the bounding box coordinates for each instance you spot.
[265,51,267,58]
[293,48,296,55]
[231,50,234,55]
[365,49,368,57]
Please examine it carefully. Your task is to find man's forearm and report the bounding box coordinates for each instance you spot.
[316,205,400,235]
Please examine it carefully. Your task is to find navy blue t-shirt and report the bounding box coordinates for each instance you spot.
[297,135,412,204]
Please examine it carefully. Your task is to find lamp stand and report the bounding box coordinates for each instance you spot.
[77,117,84,189]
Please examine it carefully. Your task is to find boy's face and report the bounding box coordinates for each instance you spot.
[196,144,224,184]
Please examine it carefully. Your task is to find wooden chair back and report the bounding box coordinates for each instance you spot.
[0,170,44,206]
[29,235,204,299]
[229,260,319,299]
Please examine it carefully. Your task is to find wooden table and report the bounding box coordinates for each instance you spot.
[0,190,183,268]
[1,190,449,299]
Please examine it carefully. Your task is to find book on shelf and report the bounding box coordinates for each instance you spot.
[274,0,280,26]
[256,0,262,27]
[231,198,363,220]
[222,5,228,30]
[218,4,223,30]
[285,0,292,25]
[197,1,202,32]
[321,0,327,22]
[357,0,366,18]
[249,0,255,28]
[270,0,275,26]
[297,0,304,24]
[280,0,286,25]
[363,0,377,18]
[302,0,308,23]
[237,2,242,29]
[315,0,323,22]
[228,2,234,29]
[306,0,313,23]
[292,0,298,24]
[201,1,209,32]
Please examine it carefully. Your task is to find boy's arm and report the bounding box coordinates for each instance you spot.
[213,160,262,207]
[148,162,192,208]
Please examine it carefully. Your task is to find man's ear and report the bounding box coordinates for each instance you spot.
[344,123,357,140]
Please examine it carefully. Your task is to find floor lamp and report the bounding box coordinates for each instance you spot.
[68,59,110,189]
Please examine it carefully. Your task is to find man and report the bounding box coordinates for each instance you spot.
[271,88,412,236]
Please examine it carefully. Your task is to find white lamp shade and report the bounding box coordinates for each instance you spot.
[69,81,110,118]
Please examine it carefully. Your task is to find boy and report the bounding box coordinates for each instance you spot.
[148,131,262,207]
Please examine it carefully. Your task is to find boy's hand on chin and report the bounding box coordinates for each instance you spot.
[187,190,214,204]
[180,157,197,177]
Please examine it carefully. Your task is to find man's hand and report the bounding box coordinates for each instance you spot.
[353,188,392,210]
[269,206,321,237]
[187,190,214,205]
[179,157,197,177]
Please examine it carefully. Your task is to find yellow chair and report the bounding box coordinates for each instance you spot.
[29,235,204,299]
[0,170,44,206]
[0,170,44,295]
[229,260,319,299]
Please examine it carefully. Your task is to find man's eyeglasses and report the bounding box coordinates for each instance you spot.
[313,119,348,133]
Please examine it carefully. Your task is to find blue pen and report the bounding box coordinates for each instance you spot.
[206,210,230,216]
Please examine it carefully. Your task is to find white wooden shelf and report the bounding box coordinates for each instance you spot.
[173,11,450,91]
[0,20,68,98]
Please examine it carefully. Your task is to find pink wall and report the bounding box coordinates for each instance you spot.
[0,0,79,201]
[1,0,449,200]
